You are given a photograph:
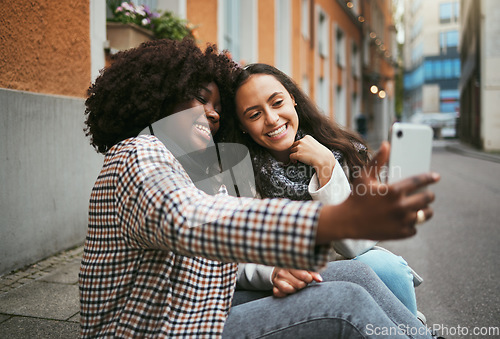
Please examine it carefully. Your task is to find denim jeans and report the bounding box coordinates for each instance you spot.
[354,249,418,316]
[223,261,432,338]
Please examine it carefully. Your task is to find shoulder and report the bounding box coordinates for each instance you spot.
[105,135,178,171]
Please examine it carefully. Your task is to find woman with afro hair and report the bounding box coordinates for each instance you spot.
[80,38,439,338]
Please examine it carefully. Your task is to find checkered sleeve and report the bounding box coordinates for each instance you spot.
[117,136,331,271]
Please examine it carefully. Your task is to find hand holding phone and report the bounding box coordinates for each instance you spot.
[386,123,433,185]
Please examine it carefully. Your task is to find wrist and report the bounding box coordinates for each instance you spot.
[316,204,349,244]
[313,155,335,177]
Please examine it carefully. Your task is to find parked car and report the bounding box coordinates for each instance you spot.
[409,112,457,139]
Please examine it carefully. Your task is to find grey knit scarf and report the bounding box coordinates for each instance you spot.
[253,131,343,200]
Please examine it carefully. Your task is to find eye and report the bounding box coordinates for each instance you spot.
[272,99,284,107]
[249,111,261,120]
[195,95,207,105]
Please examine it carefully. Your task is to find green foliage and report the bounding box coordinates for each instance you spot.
[152,12,195,41]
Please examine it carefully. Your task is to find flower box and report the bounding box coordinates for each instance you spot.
[106,22,154,51]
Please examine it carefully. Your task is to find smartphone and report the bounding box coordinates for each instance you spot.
[386,123,433,184]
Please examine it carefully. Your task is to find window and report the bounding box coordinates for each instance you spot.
[219,0,257,64]
[440,1,459,24]
[443,59,453,78]
[317,77,328,113]
[424,61,434,81]
[351,92,360,129]
[363,35,370,66]
[335,85,346,126]
[222,0,240,60]
[447,30,458,47]
[440,89,459,113]
[424,58,461,82]
[440,3,452,23]
[302,76,310,96]
[336,27,345,67]
[301,0,310,39]
[440,30,458,54]
[352,42,360,77]
[275,0,291,74]
[317,8,329,57]
[404,65,424,90]
[440,30,458,48]
[453,58,461,77]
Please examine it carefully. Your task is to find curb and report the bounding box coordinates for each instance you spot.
[445,143,500,164]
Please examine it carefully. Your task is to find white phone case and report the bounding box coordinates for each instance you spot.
[387,123,433,184]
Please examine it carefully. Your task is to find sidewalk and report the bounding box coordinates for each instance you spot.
[0,139,498,338]
[443,139,500,163]
[0,246,83,338]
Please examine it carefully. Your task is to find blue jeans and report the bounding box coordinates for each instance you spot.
[223,261,432,338]
[354,249,418,316]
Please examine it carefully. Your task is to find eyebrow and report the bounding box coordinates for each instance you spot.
[200,85,211,93]
[243,92,282,116]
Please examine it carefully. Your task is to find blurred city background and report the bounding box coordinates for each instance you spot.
[1,0,499,337]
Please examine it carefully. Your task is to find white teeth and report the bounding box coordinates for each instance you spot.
[195,124,211,136]
[267,125,286,138]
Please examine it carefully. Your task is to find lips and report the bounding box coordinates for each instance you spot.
[266,124,287,138]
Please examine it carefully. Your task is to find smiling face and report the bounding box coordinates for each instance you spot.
[169,82,221,153]
[235,74,299,163]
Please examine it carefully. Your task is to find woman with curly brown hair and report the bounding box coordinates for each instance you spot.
[80,38,439,338]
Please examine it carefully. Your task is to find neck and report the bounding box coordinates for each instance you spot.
[269,148,291,164]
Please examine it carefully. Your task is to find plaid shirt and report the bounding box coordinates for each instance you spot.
[79,135,329,338]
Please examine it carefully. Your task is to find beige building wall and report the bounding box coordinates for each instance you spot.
[480,0,500,150]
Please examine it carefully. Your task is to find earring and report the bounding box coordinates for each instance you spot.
[241,130,247,134]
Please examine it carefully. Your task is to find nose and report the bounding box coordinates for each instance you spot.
[264,110,280,125]
[205,107,220,124]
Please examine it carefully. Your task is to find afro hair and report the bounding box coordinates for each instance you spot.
[84,38,239,154]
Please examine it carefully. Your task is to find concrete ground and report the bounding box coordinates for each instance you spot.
[0,246,82,338]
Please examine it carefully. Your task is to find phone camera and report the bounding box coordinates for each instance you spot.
[396,130,403,138]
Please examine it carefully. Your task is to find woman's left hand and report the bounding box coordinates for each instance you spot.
[272,267,323,298]
[289,135,336,187]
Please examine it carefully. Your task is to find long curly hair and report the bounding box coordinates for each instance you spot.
[84,38,239,154]
[219,63,369,183]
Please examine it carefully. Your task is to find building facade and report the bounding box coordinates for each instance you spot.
[159,0,398,144]
[459,0,500,151]
[402,0,461,120]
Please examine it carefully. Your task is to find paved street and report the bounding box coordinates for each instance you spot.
[381,140,500,337]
